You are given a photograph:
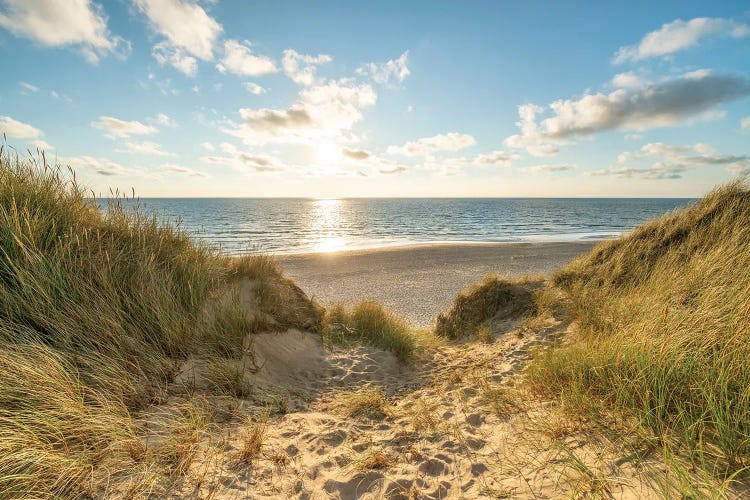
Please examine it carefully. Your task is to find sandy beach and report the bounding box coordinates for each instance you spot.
[278,241,598,327]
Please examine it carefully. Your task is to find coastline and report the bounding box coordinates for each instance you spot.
[278,240,599,327]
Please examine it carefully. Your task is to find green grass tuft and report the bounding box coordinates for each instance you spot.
[434,275,537,339]
[322,301,417,361]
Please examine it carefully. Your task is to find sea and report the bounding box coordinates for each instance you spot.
[116,198,693,255]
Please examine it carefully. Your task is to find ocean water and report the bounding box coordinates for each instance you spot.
[118,198,692,255]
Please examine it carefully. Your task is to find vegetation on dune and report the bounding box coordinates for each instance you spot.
[0,151,320,497]
[527,182,750,481]
[322,301,419,360]
[434,275,537,339]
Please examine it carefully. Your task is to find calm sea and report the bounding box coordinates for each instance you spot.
[116,198,692,255]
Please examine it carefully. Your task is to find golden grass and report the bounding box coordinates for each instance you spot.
[330,386,391,419]
[0,150,319,497]
[323,301,419,360]
[527,182,750,484]
[235,417,268,467]
[434,275,537,339]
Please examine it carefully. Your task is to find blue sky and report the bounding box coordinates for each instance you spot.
[1,0,749,197]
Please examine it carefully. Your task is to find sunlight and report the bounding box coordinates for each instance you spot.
[314,141,342,166]
[309,198,348,253]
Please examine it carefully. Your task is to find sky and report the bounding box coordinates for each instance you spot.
[1,1,749,198]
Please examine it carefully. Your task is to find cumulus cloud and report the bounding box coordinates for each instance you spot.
[356,50,410,85]
[163,164,208,177]
[117,140,175,157]
[524,164,576,174]
[0,0,128,63]
[472,150,519,167]
[65,155,130,176]
[613,17,750,64]
[200,142,215,151]
[591,142,750,179]
[504,72,750,156]
[742,116,750,131]
[387,132,476,157]
[0,115,43,139]
[611,71,645,89]
[342,148,371,160]
[224,80,377,145]
[135,0,222,74]
[152,41,197,76]
[281,49,332,86]
[216,40,277,76]
[244,82,266,95]
[201,143,285,172]
[31,139,54,150]
[91,116,158,139]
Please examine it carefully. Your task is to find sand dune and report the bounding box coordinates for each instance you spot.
[147,298,666,499]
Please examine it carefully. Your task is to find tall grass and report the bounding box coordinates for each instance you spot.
[435,275,537,339]
[0,150,319,497]
[527,182,750,481]
[323,301,417,360]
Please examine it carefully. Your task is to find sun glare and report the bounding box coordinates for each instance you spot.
[314,141,342,166]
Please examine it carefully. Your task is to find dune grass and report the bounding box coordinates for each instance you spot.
[434,275,537,339]
[322,301,418,360]
[526,182,750,482]
[0,150,320,497]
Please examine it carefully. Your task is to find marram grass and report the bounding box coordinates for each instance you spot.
[0,151,319,497]
[527,182,750,481]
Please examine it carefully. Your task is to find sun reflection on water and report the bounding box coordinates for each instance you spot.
[309,198,348,253]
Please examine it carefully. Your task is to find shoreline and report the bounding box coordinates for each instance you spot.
[278,240,599,327]
[228,233,619,258]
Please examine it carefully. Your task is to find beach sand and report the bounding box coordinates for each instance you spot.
[138,238,684,499]
[278,241,597,327]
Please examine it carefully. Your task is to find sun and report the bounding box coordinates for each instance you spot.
[314,141,342,166]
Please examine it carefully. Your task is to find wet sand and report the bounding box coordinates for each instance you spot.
[278,241,598,327]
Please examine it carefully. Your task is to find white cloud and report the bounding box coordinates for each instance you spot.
[611,71,645,89]
[152,41,197,76]
[281,49,332,86]
[117,141,175,157]
[135,0,222,74]
[200,142,215,151]
[387,132,476,157]
[357,50,410,85]
[30,139,54,150]
[0,0,128,63]
[524,164,576,174]
[91,116,158,138]
[504,72,750,156]
[163,164,208,177]
[65,155,130,176]
[18,81,39,94]
[591,142,750,179]
[201,142,285,172]
[216,40,277,76]
[742,116,750,131]
[243,82,266,95]
[224,79,377,145]
[503,104,560,157]
[472,150,519,167]
[0,115,43,139]
[613,17,750,64]
[152,113,177,127]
